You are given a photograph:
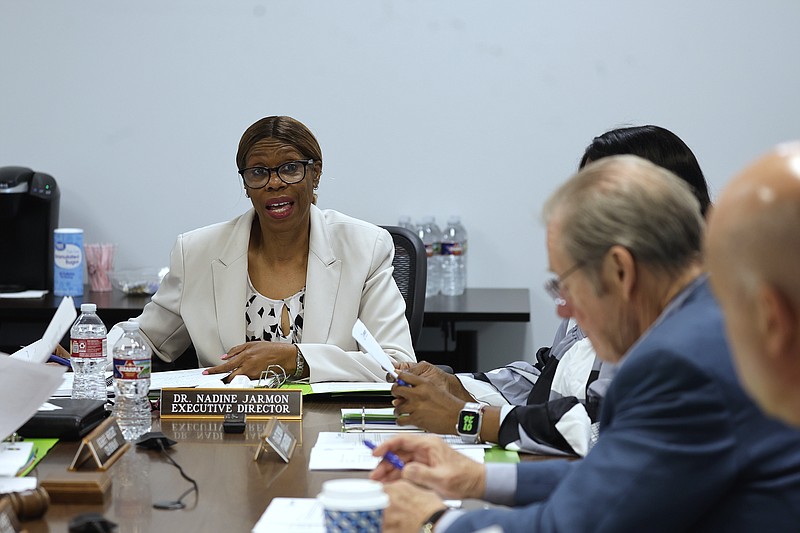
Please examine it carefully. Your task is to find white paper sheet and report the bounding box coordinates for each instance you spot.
[308,432,486,471]
[0,290,48,299]
[310,382,393,394]
[252,498,324,533]
[52,371,113,398]
[0,442,34,477]
[352,319,399,380]
[149,368,235,390]
[0,477,38,493]
[0,356,65,440]
[251,497,462,533]
[10,296,76,364]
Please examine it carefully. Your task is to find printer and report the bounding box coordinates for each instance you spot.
[0,166,60,292]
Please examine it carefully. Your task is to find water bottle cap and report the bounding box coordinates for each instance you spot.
[421,215,434,224]
[80,303,97,313]
[398,215,411,223]
[447,215,461,224]
[121,320,140,331]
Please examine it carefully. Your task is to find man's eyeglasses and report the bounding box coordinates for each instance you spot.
[239,159,314,189]
[544,261,586,305]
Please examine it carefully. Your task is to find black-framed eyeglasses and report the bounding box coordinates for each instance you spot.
[544,260,586,305]
[239,159,314,189]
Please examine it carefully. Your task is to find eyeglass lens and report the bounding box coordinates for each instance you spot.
[242,160,309,188]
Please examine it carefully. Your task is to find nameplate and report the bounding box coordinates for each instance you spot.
[254,418,297,463]
[0,497,21,533]
[69,416,130,471]
[160,388,303,420]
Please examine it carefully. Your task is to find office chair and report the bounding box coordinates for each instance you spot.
[380,226,427,346]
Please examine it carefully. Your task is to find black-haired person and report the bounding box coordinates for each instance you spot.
[392,125,710,457]
[135,116,415,382]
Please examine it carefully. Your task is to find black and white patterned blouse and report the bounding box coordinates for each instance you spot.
[245,277,305,344]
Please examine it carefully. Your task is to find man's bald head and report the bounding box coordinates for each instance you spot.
[707,141,800,426]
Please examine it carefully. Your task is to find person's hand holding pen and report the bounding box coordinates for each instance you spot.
[391,371,465,435]
[368,434,486,500]
[48,344,72,369]
[393,361,474,402]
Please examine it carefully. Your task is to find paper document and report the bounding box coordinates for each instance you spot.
[10,296,76,364]
[252,497,461,533]
[309,431,486,471]
[0,477,38,493]
[0,290,48,299]
[0,442,35,477]
[150,368,236,390]
[252,498,324,533]
[53,371,113,398]
[310,382,392,395]
[352,319,398,380]
[0,356,65,440]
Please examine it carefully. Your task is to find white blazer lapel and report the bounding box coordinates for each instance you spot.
[212,210,254,352]
[304,206,341,343]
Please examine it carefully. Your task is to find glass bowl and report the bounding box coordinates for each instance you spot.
[109,268,166,296]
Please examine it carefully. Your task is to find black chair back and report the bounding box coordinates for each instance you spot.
[381,226,427,346]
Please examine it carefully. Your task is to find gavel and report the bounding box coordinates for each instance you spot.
[2,487,50,521]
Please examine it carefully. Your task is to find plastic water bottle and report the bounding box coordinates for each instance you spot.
[70,303,108,401]
[418,216,442,298]
[441,216,468,296]
[398,215,415,232]
[112,321,152,441]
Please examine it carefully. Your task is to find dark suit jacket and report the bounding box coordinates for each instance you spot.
[449,278,800,532]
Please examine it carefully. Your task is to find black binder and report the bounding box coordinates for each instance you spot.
[18,399,110,441]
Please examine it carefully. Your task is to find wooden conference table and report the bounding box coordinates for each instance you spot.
[25,398,390,533]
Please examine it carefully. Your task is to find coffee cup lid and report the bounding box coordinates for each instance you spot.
[317,479,389,512]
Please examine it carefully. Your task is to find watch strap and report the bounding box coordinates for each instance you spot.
[420,507,448,533]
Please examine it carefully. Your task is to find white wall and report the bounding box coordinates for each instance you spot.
[2,1,799,370]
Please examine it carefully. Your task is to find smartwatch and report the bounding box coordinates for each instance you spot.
[456,402,484,444]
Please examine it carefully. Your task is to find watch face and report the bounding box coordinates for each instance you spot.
[458,411,479,436]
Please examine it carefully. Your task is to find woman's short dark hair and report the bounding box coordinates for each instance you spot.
[236,116,323,170]
[579,125,711,216]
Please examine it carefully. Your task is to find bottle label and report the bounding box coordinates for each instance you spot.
[54,229,84,297]
[441,242,466,256]
[71,338,106,359]
[113,358,152,380]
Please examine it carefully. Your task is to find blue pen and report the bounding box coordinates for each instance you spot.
[48,354,72,369]
[364,439,405,470]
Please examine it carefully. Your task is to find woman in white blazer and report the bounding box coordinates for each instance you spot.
[136,116,415,382]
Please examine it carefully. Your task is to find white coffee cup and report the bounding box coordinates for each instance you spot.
[317,479,389,533]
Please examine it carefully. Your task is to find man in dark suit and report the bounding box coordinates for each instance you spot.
[370,155,800,532]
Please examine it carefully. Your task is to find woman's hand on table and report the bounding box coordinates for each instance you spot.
[203,341,297,381]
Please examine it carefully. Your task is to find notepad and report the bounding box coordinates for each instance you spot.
[0,442,35,477]
[308,432,486,471]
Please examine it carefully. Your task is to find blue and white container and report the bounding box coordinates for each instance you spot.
[54,228,84,296]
